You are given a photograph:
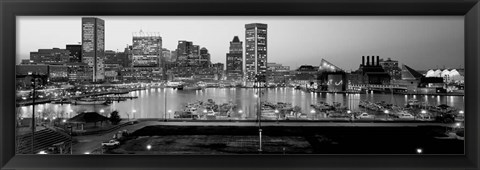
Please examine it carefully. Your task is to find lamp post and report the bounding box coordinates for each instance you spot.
[67,125,73,154]
[164,88,167,121]
[132,109,136,119]
[310,109,316,120]
[168,110,172,119]
[275,110,280,123]
[29,73,41,154]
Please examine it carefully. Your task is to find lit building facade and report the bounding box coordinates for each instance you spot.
[245,23,267,83]
[317,59,347,92]
[266,62,291,84]
[379,58,402,80]
[226,36,243,81]
[425,69,464,84]
[132,31,162,67]
[82,17,105,82]
[199,47,211,67]
[30,48,70,64]
[66,44,82,63]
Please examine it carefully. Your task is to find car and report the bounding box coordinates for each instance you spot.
[357,113,374,119]
[101,140,120,147]
[398,113,415,119]
[128,120,139,125]
[435,113,455,123]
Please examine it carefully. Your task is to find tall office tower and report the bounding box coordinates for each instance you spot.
[82,17,105,82]
[226,36,243,81]
[176,40,193,66]
[245,23,267,82]
[132,30,162,67]
[199,47,211,67]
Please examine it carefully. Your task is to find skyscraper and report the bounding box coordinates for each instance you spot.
[132,30,162,67]
[226,36,243,81]
[245,23,267,83]
[131,30,163,80]
[199,47,211,67]
[82,17,105,82]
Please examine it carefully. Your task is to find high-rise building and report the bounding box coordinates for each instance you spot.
[82,17,105,82]
[176,40,193,66]
[66,44,82,63]
[162,48,171,62]
[132,30,162,67]
[199,47,211,67]
[245,23,267,82]
[226,36,243,81]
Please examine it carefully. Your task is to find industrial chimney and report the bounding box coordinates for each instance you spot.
[372,56,375,66]
[366,56,370,66]
[362,56,365,66]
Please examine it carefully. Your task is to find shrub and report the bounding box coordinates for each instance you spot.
[110,111,121,125]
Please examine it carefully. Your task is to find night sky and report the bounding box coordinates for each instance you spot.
[17,16,464,71]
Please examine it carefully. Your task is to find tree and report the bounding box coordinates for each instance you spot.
[109,111,121,125]
[293,106,302,119]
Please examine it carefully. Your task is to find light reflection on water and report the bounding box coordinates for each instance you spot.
[18,87,465,119]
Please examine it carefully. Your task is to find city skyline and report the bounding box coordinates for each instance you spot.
[17,16,464,70]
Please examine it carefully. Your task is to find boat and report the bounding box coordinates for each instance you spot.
[405,99,421,107]
[261,109,278,120]
[180,84,202,90]
[51,99,71,104]
[73,98,107,105]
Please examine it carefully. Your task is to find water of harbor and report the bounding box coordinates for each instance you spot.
[17,87,465,119]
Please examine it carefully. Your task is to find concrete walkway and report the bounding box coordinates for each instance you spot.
[71,120,455,154]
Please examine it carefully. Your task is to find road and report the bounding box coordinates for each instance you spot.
[72,120,159,154]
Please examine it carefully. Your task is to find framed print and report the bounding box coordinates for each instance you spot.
[1,0,479,170]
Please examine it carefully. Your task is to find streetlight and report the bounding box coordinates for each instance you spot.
[421,110,427,114]
[29,73,42,154]
[67,125,73,154]
[416,148,423,154]
[238,110,243,114]
[275,110,280,123]
[146,145,152,150]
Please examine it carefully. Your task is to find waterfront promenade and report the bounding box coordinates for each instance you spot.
[72,120,458,154]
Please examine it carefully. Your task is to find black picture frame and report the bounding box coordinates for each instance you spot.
[1,0,479,169]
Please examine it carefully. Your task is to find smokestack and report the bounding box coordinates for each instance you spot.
[367,56,370,66]
[362,56,365,66]
[372,56,375,66]
[377,56,380,66]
